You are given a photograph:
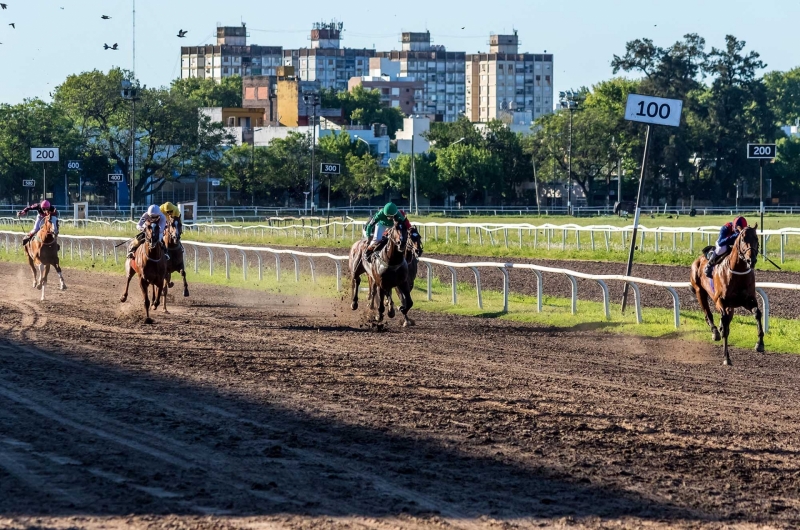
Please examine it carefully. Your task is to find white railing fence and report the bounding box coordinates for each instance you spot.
[3,217,797,263]
[1,230,797,334]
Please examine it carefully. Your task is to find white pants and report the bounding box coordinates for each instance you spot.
[31,215,58,234]
[364,224,386,243]
[714,244,728,256]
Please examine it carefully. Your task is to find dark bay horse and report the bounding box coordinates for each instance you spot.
[361,226,413,326]
[385,226,423,320]
[120,221,168,324]
[156,222,190,312]
[23,214,66,300]
[690,226,763,365]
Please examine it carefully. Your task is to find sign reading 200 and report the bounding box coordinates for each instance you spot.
[30,148,60,162]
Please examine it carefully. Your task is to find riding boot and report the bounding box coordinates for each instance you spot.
[704,254,718,278]
[22,233,33,246]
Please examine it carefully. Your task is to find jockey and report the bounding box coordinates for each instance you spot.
[127,204,168,260]
[364,202,409,258]
[18,200,59,246]
[705,216,748,278]
[159,202,183,240]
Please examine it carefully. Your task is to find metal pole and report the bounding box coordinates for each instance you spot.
[621,124,652,314]
[310,98,317,213]
[568,108,573,216]
[130,98,136,220]
[43,166,46,202]
[760,159,765,252]
[64,171,68,208]
[532,150,540,215]
[410,131,416,214]
[617,155,622,204]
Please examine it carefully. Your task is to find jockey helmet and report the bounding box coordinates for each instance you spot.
[734,216,748,230]
[40,200,51,210]
[147,204,161,218]
[160,202,179,216]
[383,202,398,217]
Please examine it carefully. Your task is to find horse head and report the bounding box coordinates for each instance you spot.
[39,214,56,245]
[380,225,405,264]
[407,226,423,258]
[145,221,161,251]
[163,223,178,247]
[736,225,759,270]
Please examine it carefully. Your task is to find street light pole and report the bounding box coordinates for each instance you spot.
[559,90,582,216]
[303,93,320,213]
[121,80,139,220]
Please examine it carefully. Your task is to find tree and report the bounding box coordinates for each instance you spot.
[764,68,800,126]
[53,68,231,201]
[435,143,501,204]
[170,76,243,107]
[324,85,405,138]
[385,153,441,201]
[335,152,385,204]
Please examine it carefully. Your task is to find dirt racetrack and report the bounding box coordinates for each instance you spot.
[1,261,800,529]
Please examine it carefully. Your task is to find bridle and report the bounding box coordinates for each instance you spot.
[39,215,57,246]
[144,222,163,261]
[731,228,757,276]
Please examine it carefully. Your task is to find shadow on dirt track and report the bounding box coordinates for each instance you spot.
[0,337,699,525]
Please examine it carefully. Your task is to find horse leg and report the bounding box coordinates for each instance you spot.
[54,262,66,290]
[350,273,360,310]
[120,262,135,303]
[181,268,189,297]
[140,277,153,324]
[39,264,50,302]
[375,287,385,322]
[161,278,169,314]
[721,308,734,366]
[387,290,396,319]
[749,299,765,353]
[694,285,720,341]
[399,285,415,327]
[36,263,45,291]
[151,282,161,310]
[26,251,37,289]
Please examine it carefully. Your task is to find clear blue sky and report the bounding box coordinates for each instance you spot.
[1,0,798,104]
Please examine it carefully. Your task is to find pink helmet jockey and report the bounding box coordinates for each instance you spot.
[40,200,51,210]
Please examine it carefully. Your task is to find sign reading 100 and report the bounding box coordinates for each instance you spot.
[624,94,683,128]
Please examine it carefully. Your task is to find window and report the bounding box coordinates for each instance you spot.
[223,67,229,74]
[227,117,235,127]
[245,87,256,99]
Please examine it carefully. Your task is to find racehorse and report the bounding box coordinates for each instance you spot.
[384,226,423,320]
[23,214,66,300]
[120,221,168,324]
[690,225,763,365]
[361,226,413,326]
[155,222,189,313]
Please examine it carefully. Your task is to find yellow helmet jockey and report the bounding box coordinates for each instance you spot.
[160,202,180,218]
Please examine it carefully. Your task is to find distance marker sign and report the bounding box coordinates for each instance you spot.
[747,143,777,159]
[624,94,683,128]
[320,163,341,174]
[22,180,35,187]
[108,174,124,183]
[30,147,60,162]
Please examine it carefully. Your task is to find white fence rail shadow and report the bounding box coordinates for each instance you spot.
[1,230,798,334]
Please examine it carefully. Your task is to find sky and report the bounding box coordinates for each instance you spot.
[0,0,798,104]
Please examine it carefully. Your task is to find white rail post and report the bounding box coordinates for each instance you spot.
[533,270,543,313]
[629,282,643,324]
[590,230,595,251]
[665,286,680,328]
[333,259,342,292]
[503,228,508,248]
[425,262,433,301]
[562,229,566,251]
[307,257,316,283]
[239,249,247,280]
[447,266,457,305]
[469,266,482,309]
[275,254,281,281]
[499,267,509,314]
[256,253,263,281]
[605,230,610,252]
[290,254,300,282]
[221,248,231,280]
[756,287,770,334]
[518,228,523,249]
[576,230,581,250]
[566,274,578,315]
[194,246,198,274]
[595,280,610,320]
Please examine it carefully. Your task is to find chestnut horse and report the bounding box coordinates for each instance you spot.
[690,226,763,365]
[120,221,168,324]
[23,214,66,300]
[362,226,413,326]
[155,222,189,313]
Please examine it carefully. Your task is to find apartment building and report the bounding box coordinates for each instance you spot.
[375,31,466,122]
[348,58,424,115]
[465,32,554,123]
[180,25,283,81]
[283,21,374,91]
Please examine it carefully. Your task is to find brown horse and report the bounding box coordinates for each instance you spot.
[384,226,423,320]
[154,221,189,313]
[361,226,413,326]
[23,214,66,301]
[120,221,168,324]
[690,226,763,365]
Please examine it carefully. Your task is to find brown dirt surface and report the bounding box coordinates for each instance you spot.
[1,261,799,529]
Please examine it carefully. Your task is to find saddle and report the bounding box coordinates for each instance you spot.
[702,245,731,263]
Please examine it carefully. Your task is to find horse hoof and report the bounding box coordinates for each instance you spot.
[712,329,721,342]
[168,282,175,288]
[755,343,765,353]
[375,314,384,322]
[351,302,358,311]
[60,285,67,291]
[406,318,416,327]
[145,318,154,324]
[723,357,732,366]
[35,284,42,291]
[120,296,127,303]
[183,291,189,297]
[388,309,396,319]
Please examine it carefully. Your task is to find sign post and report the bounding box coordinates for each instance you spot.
[320,163,341,229]
[23,179,35,206]
[620,95,683,313]
[109,174,124,209]
[747,143,777,256]
[30,148,60,202]
[66,160,81,208]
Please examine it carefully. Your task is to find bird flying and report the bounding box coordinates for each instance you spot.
[177,29,187,38]
[101,15,110,19]
[9,23,15,28]
[104,43,118,50]
[0,4,7,10]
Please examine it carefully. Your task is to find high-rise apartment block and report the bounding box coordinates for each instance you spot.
[376,32,466,122]
[282,22,374,91]
[465,32,554,123]
[181,25,283,80]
